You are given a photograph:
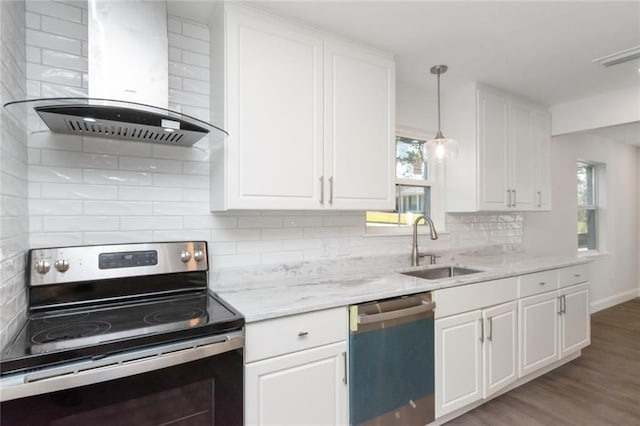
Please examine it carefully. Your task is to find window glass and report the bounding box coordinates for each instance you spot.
[366,135,434,229]
[577,162,597,251]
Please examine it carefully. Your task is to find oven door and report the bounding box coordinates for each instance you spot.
[1,333,243,426]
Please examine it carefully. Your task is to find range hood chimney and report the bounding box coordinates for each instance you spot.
[4,0,226,146]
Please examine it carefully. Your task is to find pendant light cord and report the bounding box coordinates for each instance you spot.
[436,70,441,134]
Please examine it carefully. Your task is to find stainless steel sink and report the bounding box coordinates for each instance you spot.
[402,266,483,280]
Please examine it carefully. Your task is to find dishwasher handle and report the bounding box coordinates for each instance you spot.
[358,300,436,325]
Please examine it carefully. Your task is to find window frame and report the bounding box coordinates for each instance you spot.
[577,161,598,253]
[366,127,445,235]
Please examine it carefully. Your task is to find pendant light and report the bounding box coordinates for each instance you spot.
[426,65,458,162]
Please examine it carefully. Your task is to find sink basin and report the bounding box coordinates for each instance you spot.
[402,266,483,280]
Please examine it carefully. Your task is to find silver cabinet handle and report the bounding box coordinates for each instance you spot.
[319,176,324,205]
[342,351,348,385]
[329,176,334,205]
[479,318,484,342]
[513,189,516,207]
[557,296,563,315]
[298,331,309,337]
[489,317,494,341]
[358,301,436,325]
[537,191,542,208]
[539,282,546,286]
[562,295,567,314]
[574,273,581,278]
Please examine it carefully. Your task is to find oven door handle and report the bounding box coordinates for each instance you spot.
[1,331,244,402]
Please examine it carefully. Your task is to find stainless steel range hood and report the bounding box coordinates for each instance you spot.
[3,0,226,146]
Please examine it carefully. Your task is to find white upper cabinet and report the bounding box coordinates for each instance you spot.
[444,82,551,212]
[210,4,395,211]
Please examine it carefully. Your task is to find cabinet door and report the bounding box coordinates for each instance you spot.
[560,284,590,357]
[533,110,551,210]
[477,86,510,210]
[518,291,560,377]
[483,301,518,398]
[324,39,395,210]
[509,100,535,210]
[435,310,483,417]
[245,341,348,426]
[225,9,324,209]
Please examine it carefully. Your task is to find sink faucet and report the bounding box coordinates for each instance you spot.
[411,215,439,267]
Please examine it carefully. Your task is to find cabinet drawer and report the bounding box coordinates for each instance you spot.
[518,269,558,298]
[558,264,588,288]
[245,307,347,363]
[434,277,517,318]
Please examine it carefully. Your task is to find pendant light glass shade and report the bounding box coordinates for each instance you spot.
[425,65,457,162]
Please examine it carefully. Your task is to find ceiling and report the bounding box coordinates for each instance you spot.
[168,0,640,108]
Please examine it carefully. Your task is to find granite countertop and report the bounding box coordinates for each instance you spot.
[215,253,590,323]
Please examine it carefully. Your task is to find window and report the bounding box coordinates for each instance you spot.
[366,134,440,231]
[577,162,597,251]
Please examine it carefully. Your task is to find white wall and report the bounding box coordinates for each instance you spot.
[550,86,640,136]
[0,0,28,348]
[524,132,639,311]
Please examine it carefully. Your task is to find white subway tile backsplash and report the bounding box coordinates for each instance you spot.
[283,215,324,228]
[26,45,41,62]
[238,215,283,229]
[169,75,182,90]
[181,77,210,94]
[211,253,262,268]
[26,0,82,23]
[41,48,87,71]
[153,201,210,215]
[151,144,208,162]
[182,188,209,202]
[84,200,152,216]
[119,156,182,174]
[209,242,236,256]
[40,183,118,200]
[262,251,304,265]
[153,229,210,241]
[118,186,182,202]
[168,46,182,62]
[29,165,82,182]
[29,199,83,215]
[41,80,86,97]
[41,15,87,41]
[42,149,117,169]
[83,231,153,245]
[168,17,182,34]
[121,216,183,231]
[211,229,261,242]
[182,161,210,176]
[30,232,83,248]
[261,228,304,241]
[181,21,209,41]
[26,12,41,29]
[152,173,208,189]
[30,132,82,151]
[43,216,119,232]
[168,61,209,81]
[168,89,209,108]
[168,32,209,55]
[182,51,209,69]
[82,138,153,157]
[83,169,152,186]
[26,29,81,54]
[27,62,82,86]
[303,226,342,238]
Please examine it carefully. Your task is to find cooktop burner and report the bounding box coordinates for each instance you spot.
[0,241,244,376]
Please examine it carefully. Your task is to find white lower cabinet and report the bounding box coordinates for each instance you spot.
[245,342,348,426]
[482,301,518,398]
[518,291,560,377]
[244,307,348,426]
[560,283,590,357]
[518,282,590,377]
[435,301,517,417]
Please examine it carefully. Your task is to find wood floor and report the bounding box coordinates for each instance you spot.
[446,298,640,426]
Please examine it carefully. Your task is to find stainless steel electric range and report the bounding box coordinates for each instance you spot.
[0,241,244,426]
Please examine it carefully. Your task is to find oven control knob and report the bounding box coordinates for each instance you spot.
[35,260,50,274]
[193,250,204,262]
[54,259,70,273]
[180,250,192,263]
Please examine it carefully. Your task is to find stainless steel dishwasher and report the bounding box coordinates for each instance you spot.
[349,292,435,426]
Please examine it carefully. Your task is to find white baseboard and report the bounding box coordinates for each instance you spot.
[590,288,639,313]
